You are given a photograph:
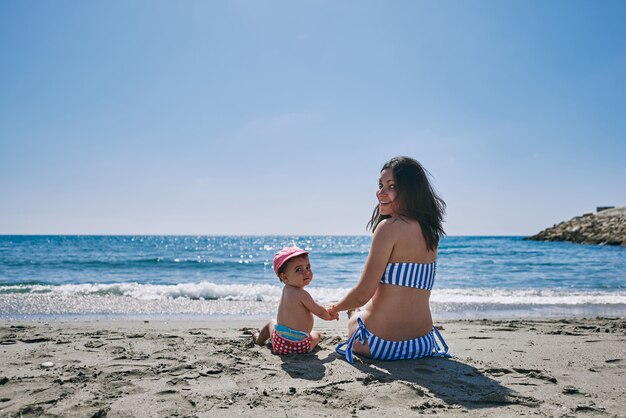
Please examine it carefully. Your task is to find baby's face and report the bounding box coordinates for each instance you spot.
[280,255,313,288]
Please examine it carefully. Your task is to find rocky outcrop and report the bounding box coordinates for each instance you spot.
[526,206,626,246]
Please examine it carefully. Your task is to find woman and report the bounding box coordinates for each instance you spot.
[329,156,452,363]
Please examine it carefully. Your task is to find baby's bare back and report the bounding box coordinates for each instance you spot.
[276,286,314,334]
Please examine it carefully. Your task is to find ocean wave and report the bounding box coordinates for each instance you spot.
[0,282,343,304]
[432,289,626,305]
[1,282,625,306]
[0,282,282,301]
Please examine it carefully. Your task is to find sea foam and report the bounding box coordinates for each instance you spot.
[2,282,625,306]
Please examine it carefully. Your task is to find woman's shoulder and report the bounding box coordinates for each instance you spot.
[378,217,432,259]
[372,217,413,246]
[377,216,421,234]
[373,218,398,238]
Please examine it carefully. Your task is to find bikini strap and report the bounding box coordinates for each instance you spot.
[335,316,370,363]
[432,326,454,358]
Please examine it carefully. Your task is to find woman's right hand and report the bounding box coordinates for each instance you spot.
[327,304,339,318]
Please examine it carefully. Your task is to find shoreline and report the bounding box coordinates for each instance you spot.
[2,294,626,321]
[1,317,625,417]
[2,304,626,323]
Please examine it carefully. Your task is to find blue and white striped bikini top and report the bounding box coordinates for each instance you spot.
[380,262,436,290]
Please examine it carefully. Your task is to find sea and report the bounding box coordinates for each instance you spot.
[0,235,624,321]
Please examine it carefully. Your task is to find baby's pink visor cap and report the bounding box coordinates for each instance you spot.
[273,246,309,276]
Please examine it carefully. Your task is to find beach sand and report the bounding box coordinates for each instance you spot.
[1,317,625,417]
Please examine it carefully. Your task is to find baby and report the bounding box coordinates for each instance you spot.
[253,246,338,354]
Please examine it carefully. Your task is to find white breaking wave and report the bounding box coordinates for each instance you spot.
[6,282,284,302]
[432,288,626,305]
[1,282,626,305]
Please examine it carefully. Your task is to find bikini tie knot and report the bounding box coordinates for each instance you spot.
[335,316,369,363]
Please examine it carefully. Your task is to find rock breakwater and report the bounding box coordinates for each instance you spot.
[526,206,626,246]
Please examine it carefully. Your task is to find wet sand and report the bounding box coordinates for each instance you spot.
[1,317,625,417]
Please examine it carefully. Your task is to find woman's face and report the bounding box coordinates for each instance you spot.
[376,168,397,216]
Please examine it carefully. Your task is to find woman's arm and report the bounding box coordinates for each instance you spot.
[330,220,396,313]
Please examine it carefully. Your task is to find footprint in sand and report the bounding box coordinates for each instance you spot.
[19,337,52,344]
[84,340,107,349]
[482,367,557,383]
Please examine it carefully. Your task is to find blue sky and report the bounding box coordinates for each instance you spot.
[1,1,625,236]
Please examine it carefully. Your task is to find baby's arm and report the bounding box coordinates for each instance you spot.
[301,291,339,320]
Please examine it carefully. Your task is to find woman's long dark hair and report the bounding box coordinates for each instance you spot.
[367,156,446,251]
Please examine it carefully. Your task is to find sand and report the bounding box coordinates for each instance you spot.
[1,317,625,417]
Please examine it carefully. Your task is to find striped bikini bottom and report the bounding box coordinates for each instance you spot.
[336,316,452,363]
